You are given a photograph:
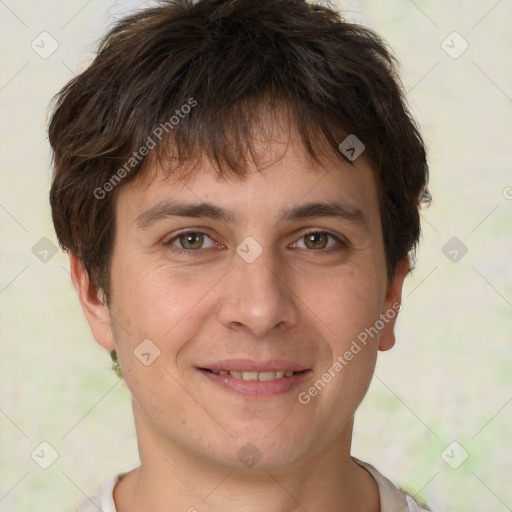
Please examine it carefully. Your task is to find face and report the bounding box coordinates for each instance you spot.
[73,122,407,472]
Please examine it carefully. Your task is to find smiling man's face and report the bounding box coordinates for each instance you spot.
[74,121,407,473]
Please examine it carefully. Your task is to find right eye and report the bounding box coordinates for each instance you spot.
[165,230,218,254]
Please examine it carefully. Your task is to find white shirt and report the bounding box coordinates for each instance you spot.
[76,458,431,512]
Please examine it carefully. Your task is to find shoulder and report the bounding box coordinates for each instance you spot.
[75,473,124,512]
[352,457,433,512]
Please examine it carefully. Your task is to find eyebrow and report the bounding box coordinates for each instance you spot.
[279,200,367,228]
[135,199,368,230]
[135,200,236,229]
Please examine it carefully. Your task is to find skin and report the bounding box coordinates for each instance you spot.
[70,118,409,512]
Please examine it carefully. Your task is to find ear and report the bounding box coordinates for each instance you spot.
[69,253,115,351]
[378,256,409,352]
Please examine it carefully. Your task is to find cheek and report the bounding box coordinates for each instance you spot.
[109,258,226,358]
[300,261,385,346]
[289,263,383,412]
[301,273,382,426]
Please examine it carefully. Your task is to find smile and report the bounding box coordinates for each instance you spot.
[206,369,299,380]
[199,367,311,398]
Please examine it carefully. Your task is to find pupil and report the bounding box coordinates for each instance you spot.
[307,233,326,249]
[182,233,202,249]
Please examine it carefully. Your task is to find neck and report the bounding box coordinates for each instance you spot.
[114,403,380,512]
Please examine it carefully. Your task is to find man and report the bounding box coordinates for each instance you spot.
[48,0,432,510]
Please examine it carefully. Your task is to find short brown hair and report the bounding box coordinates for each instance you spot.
[49,0,430,302]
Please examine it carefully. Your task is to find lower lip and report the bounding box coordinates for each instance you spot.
[199,369,312,399]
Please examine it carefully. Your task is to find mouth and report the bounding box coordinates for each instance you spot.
[201,368,307,381]
[197,361,312,399]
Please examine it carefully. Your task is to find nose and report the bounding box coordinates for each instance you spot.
[217,248,300,338]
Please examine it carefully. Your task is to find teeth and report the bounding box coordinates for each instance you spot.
[242,371,259,381]
[258,371,279,381]
[209,369,299,380]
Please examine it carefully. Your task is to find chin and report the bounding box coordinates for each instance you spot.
[204,429,312,473]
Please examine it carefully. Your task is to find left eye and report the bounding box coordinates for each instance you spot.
[293,232,341,250]
[168,231,216,251]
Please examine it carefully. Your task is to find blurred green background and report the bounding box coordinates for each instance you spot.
[1,1,511,511]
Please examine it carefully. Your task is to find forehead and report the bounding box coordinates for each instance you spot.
[114,119,381,233]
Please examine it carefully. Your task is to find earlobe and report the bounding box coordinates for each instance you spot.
[69,253,115,351]
[378,256,409,352]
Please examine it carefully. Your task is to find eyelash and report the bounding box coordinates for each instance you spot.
[165,229,348,256]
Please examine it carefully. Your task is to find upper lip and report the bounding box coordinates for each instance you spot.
[199,359,310,372]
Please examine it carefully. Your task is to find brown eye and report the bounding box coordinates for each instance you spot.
[166,230,218,255]
[303,232,329,250]
[292,231,345,252]
[178,232,205,250]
